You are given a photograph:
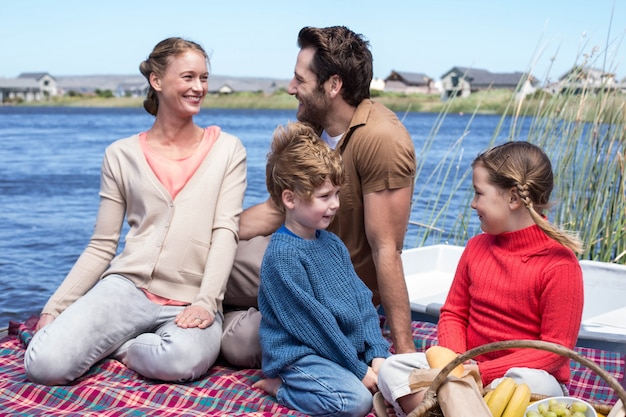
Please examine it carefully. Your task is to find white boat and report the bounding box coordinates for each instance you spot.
[402,244,626,354]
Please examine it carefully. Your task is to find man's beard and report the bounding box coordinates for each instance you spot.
[297,87,330,129]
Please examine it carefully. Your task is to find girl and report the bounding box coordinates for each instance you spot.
[24,37,247,385]
[376,141,584,417]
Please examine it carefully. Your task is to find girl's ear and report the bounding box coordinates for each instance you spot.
[508,187,522,209]
[282,189,296,210]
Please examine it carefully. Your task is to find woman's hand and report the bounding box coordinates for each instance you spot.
[175,305,214,329]
[35,313,55,332]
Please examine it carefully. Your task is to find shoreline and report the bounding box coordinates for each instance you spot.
[7,87,625,122]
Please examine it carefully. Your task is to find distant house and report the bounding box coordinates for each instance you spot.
[384,70,436,94]
[116,81,149,98]
[551,66,618,94]
[440,67,537,98]
[370,78,385,91]
[0,77,41,102]
[0,72,59,102]
[208,75,290,94]
[18,72,58,97]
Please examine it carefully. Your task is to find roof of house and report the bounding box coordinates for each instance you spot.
[208,75,290,93]
[384,70,433,85]
[558,65,615,81]
[18,72,55,81]
[0,77,40,89]
[52,74,290,94]
[441,66,536,87]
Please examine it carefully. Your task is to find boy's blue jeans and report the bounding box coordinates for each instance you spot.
[276,354,373,417]
[24,274,223,385]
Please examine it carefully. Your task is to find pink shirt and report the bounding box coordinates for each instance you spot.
[140,126,220,199]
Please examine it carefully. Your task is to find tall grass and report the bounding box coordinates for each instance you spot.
[410,45,626,263]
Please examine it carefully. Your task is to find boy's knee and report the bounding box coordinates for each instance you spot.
[221,308,262,368]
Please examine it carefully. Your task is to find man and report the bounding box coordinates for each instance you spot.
[221,25,417,367]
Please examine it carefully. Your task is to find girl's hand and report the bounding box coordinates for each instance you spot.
[362,366,380,394]
[175,305,214,329]
[371,357,386,374]
[35,313,55,332]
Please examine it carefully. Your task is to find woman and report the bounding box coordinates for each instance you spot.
[24,37,247,385]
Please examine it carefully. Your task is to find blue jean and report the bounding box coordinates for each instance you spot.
[24,274,223,385]
[275,355,373,417]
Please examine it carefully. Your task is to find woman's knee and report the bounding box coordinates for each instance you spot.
[24,342,76,385]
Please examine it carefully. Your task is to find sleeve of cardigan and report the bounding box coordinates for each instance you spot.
[193,137,247,314]
[42,148,126,317]
[260,244,370,380]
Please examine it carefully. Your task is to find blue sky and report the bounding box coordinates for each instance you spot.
[1,0,623,83]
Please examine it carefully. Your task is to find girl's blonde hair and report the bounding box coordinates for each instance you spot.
[473,141,583,254]
[266,122,344,213]
[139,37,208,116]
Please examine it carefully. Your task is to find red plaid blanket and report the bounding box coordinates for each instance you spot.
[0,318,623,416]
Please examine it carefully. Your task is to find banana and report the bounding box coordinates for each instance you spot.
[501,383,531,417]
[483,389,494,404]
[486,377,517,417]
[424,345,465,377]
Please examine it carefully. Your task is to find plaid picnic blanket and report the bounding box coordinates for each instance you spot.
[388,320,625,405]
[0,317,623,416]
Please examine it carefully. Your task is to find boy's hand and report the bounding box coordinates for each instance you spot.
[362,366,379,393]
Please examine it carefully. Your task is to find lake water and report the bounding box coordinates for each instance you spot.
[0,106,527,326]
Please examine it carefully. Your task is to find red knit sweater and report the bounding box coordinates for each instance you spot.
[437,225,583,385]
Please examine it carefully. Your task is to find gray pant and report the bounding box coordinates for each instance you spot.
[24,274,223,385]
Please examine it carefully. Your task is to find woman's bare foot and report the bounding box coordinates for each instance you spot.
[252,377,282,397]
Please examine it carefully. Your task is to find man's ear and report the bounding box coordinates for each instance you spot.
[150,72,162,91]
[282,189,295,210]
[327,74,343,98]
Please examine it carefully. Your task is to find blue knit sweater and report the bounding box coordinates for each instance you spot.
[258,227,390,380]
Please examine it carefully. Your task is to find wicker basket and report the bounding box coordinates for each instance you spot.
[407,339,626,417]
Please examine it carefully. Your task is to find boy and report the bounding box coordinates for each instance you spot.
[252,122,390,417]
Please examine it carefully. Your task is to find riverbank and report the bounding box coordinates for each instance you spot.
[5,89,526,114]
[15,89,626,120]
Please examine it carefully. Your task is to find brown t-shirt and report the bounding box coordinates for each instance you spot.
[328,99,416,303]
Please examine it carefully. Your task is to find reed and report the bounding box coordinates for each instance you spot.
[410,43,626,263]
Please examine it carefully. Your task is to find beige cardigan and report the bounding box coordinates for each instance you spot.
[42,130,247,317]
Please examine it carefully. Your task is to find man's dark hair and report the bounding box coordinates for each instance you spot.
[297,26,373,107]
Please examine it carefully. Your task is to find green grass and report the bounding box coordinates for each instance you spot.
[411,66,626,263]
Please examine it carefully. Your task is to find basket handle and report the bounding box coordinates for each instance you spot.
[408,339,626,417]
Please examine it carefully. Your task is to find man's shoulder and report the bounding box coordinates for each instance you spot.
[352,99,408,135]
